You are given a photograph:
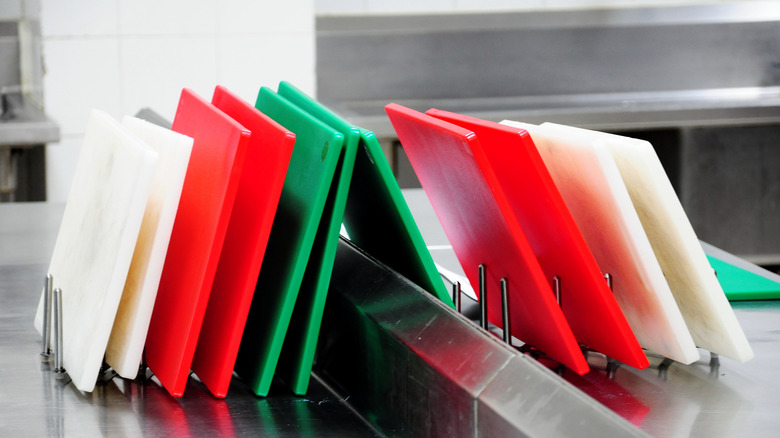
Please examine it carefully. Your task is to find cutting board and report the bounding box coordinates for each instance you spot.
[501,121,698,365]
[33,110,158,392]
[536,123,752,362]
[234,87,344,397]
[189,86,295,398]
[701,241,780,301]
[430,110,647,369]
[385,103,588,375]
[104,116,193,379]
[144,88,251,397]
[277,82,453,308]
[273,81,358,395]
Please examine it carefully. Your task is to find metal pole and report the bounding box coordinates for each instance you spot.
[501,278,510,344]
[452,281,462,314]
[553,276,561,308]
[52,288,66,379]
[41,274,53,358]
[479,264,488,330]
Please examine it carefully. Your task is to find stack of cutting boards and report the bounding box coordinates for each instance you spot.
[33,83,451,397]
[33,83,766,397]
[386,104,758,375]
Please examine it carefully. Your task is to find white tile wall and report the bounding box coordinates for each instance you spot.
[120,36,219,120]
[41,0,118,36]
[0,0,23,20]
[217,33,316,105]
[40,0,316,201]
[118,0,218,36]
[42,38,122,135]
[217,0,314,34]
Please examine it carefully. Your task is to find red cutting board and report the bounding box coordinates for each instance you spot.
[385,103,588,375]
[427,109,648,369]
[145,88,250,397]
[190,86,295,398]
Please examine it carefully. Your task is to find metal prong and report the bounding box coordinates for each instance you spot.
[658,357,673,379]
[710,352,720,377]
[479,264,487,330]
[41,274,53,358]
[606,357,619,379]
[500,278,511,344]
[138,361,148,381]
[52,288,66,379]
[604,273,613,291]
[451,281,456,306]
[97,361,116,385]
[553,276,561,307]
[452,281,462,313]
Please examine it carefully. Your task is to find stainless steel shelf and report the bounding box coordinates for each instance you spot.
[402,188,780,438]
[0,202,378,437]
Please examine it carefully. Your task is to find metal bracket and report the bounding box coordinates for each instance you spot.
[51,286,67,381]
[40,274,53,359]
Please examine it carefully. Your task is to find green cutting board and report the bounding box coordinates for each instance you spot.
[708,256,780,301]
[277,82,452,309]
[234,87,344,397]
[272,83,358,395]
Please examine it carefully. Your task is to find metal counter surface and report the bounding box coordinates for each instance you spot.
[0,202,379,437]
[3,193,780,436]
[402,188,780,438]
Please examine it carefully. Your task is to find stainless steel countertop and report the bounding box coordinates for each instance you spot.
[3,196,780,436]
[0,202,379,437]
[402,188,780,438]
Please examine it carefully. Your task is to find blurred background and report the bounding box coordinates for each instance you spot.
[1,0,778,267]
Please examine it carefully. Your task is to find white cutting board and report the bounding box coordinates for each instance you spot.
[104,116,192,379]
[34,110,158,392]
[501,120,699,364]
[593,127,752,362]
[537,122,751,362]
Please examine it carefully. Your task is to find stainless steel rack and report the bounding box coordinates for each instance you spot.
[2,195,780,436]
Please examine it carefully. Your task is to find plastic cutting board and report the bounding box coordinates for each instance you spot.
[233,87,344,397]
[500,121,697,365]
[585,125,753,362]
[144,88,251,397]
[431,111,647,368]
[277,82,453,308]
[33,110,158,392]
[105,116,193,379]
[528,122,752,362]
[190,85,295,398]
[385,103,588,375]
[271,82,358,395]
[701,241,780,301]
